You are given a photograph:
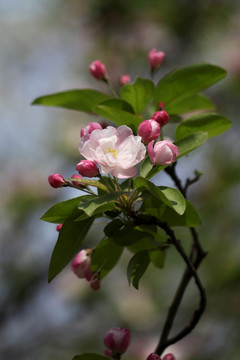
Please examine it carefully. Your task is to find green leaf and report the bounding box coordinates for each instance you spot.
[104,219,124,237]
[66,177,107,191]
[120,77,155,115]
[154,63,226,107]
[134,176,186,215]
[73,354,109,360]
[150,249,166,269]
[48,212,94,282]
[165,93,215,115]
[91,238,123,279]
[175,113,231,140]
[94,105,141,133]
[97,98,134,113]
[32,89,111,113]
[176,132,208,158]
[41,196,86,224]
[140,157,153,178]
[112,226,151,246]
[127,250,150,289]
[78,192,125,217]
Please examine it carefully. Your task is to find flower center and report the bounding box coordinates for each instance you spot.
[106,147,117,159]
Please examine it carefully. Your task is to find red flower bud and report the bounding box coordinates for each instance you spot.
[71,174,83,187]
[80,122,102,137]
[138,119,161,144]
[151,110,170,127]
[146,353,161,360]
[120,74,131,86]
[162,354,176,360]
[89,60,107,80]
[56,224,63,232]
[104,328,130,356]
[76,160,99,178]
[158,102,165,110]
[48,174,66,188]
[71,249,92,281]
[90,276,101,291]
[148,49,165,70]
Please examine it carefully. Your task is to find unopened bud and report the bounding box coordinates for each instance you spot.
[80,122,102,137]
[148,49,165,70]
[148,140,178,166]
[48,174,66,188]
[158,102,165,110]
[76,160,99,177]
[151,110,170,127]
[146,353,161,360]
[56,224,63,232]
[104,328,130,356]
[89,60,107,80]
[71,174,83,187]
[120,74,131,86]
[90,275,101,291]
[138,119,160,144]
[71,249,92,281]
[162,354,176,360]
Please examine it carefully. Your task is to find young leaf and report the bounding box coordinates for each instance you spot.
[32,89,110,113]
[120,77,155,115]
[154,63,227,107]
[127,250,150,290]
[91,238,123,279]
[134,176,186,215]
[165,93,215,115]
[175,113,231,140]
[48,212,94,282]
[78,192,125,217]
[73,354,109,360]
[41,196,87,224]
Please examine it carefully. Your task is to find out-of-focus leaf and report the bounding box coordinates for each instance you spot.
[73,354,109,360]
[32,89,110,112]
[150,249,166,269]
[166,93,215,114]
[154,63,227,107]
[127,250,150,289]
[48,212,94,282]
[175,113,231,140]
[120,77,155,115]
[91,238,123,279]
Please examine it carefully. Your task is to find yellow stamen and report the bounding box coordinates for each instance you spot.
[106,147,117,158]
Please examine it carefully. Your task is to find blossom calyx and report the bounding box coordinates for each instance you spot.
[48,174,66,188]
[76,160,99,177]
[71,249,92,281]
[120,74,131,86]
[151,110,170,127]
[138,119,160,144]
[104,327,130,356]
[148,48,165,70]
[89,60,107,81]
[80,122,102,137]
[148,140,178,166]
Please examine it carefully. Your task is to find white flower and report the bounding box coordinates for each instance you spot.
[78,125,146,178]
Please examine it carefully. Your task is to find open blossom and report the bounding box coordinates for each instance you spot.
[89,60,107,80]
[78,125,146,178]
[104,328,130,356]
[138,119,160,144]
[148,139,178,165]
[148,48,165,70]
[80,122,102,137]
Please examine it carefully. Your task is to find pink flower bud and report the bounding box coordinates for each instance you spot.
[162,354,176,360]
[148,49,165,70]
[80,122,102,137]
[148,140,178,166]
[90,276,101,291]
[56,224,63,232]
[76,160,99,177]
[138,120,161,144]
[104,328,130,356]
[146,353,161,360]
[120,74,131,86]
[48,174,66,188]
[158,102,165,110]
[71,174,83,187]
[151,110,170,127]
[89,60,107,80]
[71,249,92,281]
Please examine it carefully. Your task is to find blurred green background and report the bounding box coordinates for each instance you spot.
[0,1,239,359]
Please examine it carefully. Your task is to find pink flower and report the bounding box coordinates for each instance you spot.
[89,60,107,80]
[120,74,131,85]
[104,328,130,355]
[148,140,178,165]
[138,119,160,144]
[76,160,99,177]
[56,224,63,232]
[146,353,161,360]
[162,354,175,360]
[78,125,146,179]
[48,174,66,188]
[71,174,83,187]
[148,49,165,70]
[90,276,101,291]
[80,122,102,138]
[151,110,170,127]
[71,249,92,281]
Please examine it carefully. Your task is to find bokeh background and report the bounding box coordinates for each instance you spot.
[1,1,240,360]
